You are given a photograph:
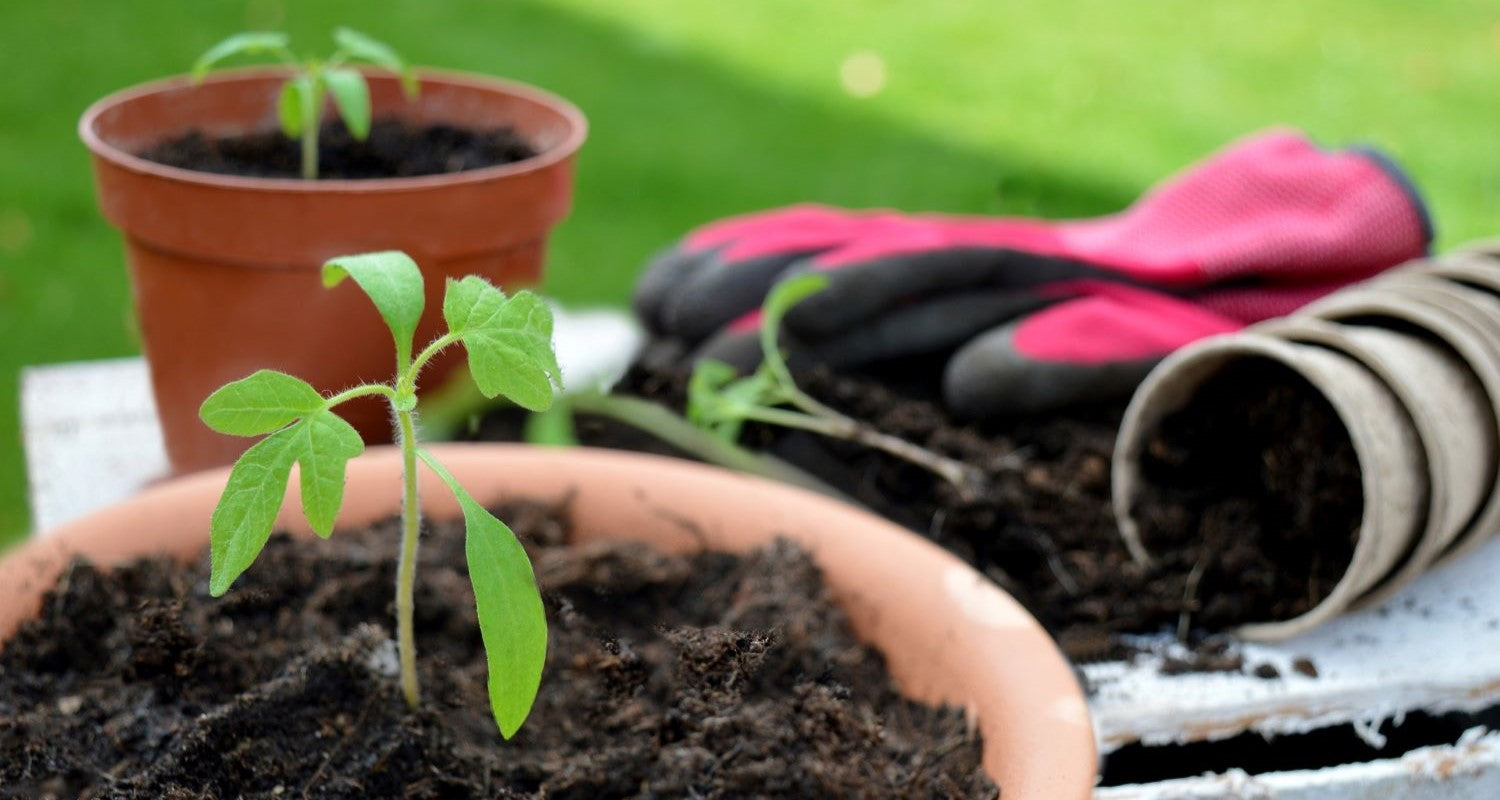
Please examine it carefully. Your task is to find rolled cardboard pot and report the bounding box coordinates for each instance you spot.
[1392,249,1500,296]
[1253,315,1494,600]
[1113,333,1428,641]
[1454,238,1500,261]
[1302,282,1500,564]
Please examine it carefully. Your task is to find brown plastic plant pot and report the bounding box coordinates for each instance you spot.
[1112,333,1428,641]
[1301,281,1500,565]
[79,68,587,475]
[1,445,1098,799]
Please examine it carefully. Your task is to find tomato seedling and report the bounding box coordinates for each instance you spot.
[200,250,559,738]
[686,274,984,498]
[192,28,419,180]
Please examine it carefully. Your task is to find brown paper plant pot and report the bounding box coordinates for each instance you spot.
[1112,333,1428,641]
[1301,281,1500,565]
[79,68,587,474]
[1253,315,1496,605]
[0,445,1098,799]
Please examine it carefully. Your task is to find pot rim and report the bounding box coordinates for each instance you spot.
[78,66,588,194]
[6,443,1097,799]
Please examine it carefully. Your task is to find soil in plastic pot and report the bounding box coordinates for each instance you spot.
[472,359,1363,661]
[138,117,536,179]
[0,503,994,799]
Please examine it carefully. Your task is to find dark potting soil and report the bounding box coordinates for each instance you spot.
[0,505,994,799]
[472,358,1361,663]
[1130,359,1364,632]
[137,117,537,179]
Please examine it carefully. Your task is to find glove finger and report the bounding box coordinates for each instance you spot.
[1192,278,1372,323]
[944,292,1240,418]
[690,327,767,373]
[799,289,1052,370]
[683,204,855,250]
[660,250,823,343]
[636,207,875,339]
[634,243,717,334]
[783,247,1096,339]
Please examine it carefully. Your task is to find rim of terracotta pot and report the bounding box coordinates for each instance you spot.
[79,66,588,193]
[3,444,1097,799]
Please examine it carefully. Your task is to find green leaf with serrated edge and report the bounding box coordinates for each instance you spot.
[417,449,545,738]
[333,27,418,98]
[277,76,310,138]
[209,427,299,596]
[322,68,370,140]
[523,403,578,447]
[443,277,561,411]
[295,411,364,537]
[192,32,290,81]
[322,252,425,366]
[200,369,323,436]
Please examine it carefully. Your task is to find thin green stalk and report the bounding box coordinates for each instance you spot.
[395,406,422,709]
[567,393,850,501]
[738,404,983,500]
[325,382,396,408]
[301,70,324,180]
[404,332,462,393]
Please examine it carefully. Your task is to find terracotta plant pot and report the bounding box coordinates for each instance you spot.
[79,69,587,474]
[1113,333,1427,640]
[2,444,1097,799]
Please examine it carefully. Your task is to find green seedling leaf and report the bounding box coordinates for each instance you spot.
[295,411,365,537]
[334,27,419,98]
[277,75,313,138]
[206,405,365,592]
[322,68,371,140]
[323,252,425,366]
[523,402,578,447]
[686,359,775,443]
[443,277,562,411]
[418,449,546,738]
[200,369,323,436]
[760,273,831,369]
[193,32,291,81]
[209,428,299,595]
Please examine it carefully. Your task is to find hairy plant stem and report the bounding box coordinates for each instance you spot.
[387,337,456,710]
[395,405,422,709]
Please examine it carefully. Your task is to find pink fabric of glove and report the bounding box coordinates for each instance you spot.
[633,128,1432,416]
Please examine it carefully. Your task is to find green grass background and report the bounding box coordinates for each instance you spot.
[1,0,1496,546]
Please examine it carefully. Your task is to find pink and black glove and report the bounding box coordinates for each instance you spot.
[633,129,1432,417]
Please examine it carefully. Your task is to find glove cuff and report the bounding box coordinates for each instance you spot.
[1346,145,1435,250]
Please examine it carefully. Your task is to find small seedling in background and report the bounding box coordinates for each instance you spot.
[192,28,419,180]
[687,273,985,498]
[200,250,559,738]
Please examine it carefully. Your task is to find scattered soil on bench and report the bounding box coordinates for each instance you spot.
[0,504,994,798]
[138,117,536,179]
[474,357,1362,664]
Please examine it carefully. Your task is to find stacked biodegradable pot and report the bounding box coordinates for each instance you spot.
[1113,244,1500,640]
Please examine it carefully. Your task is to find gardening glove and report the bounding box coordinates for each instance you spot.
[633,128,1432,417]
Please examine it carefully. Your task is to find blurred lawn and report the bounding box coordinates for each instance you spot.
[1,0,1496,547]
